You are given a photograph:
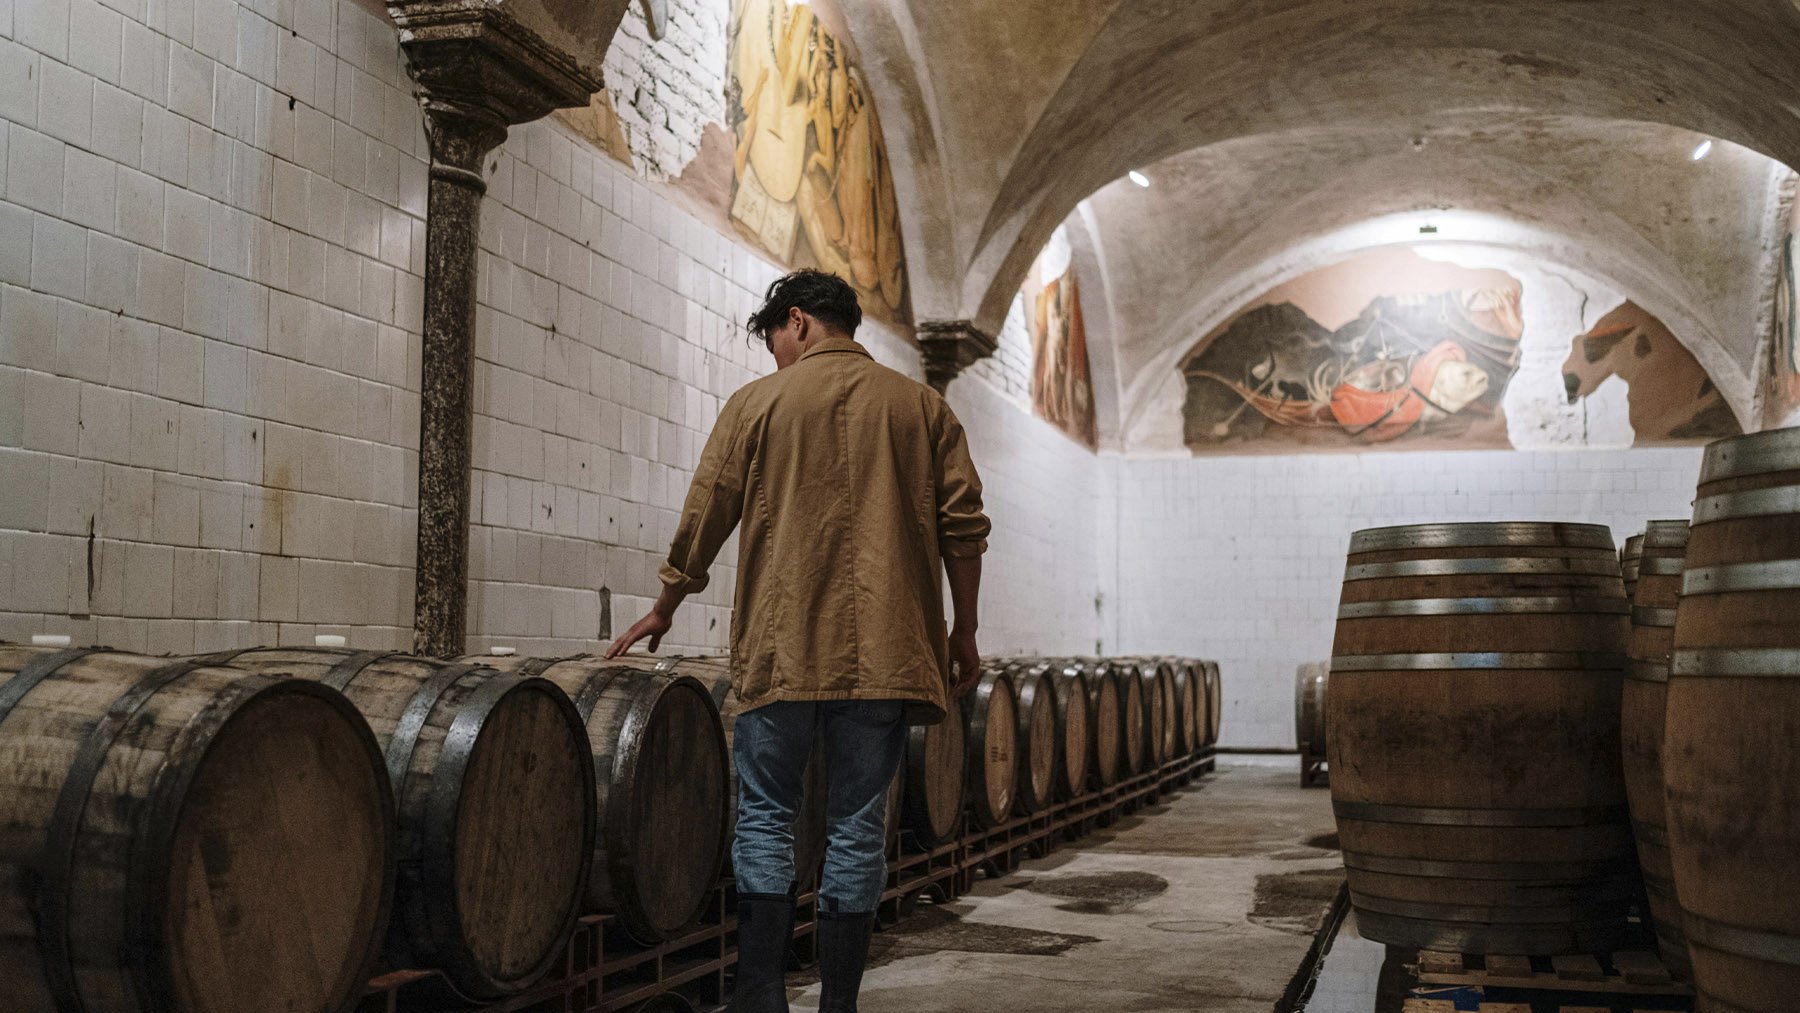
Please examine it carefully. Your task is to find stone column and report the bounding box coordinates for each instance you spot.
[388,0,620,656]
[917,319,998,394]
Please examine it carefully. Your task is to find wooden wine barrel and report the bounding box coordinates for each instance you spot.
[1041,660,1092,798]
[225,648,593,999]
[1074,660,1121,787]
[1618,520,1692,979]
[903,694,965,847]
[0,645,395,1013]
[1202,659,1222,749]
[963,667,1018,828]
[1168,658,1199,756]
[1328,521,1636,954]
[1005,662,1059,815]
[1620,532,1646,604]
[654,657,828,887]
[1109,660,1148,776]
[883,766,903,837]
[1668,429,1800,1011]
[1131,659,1171,769]
[478,655,727,944]
[1294,660,1329,757]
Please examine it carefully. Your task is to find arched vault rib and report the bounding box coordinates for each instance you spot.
[844,0,1800,334]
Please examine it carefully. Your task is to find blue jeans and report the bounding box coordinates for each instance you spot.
[732,699,907,913]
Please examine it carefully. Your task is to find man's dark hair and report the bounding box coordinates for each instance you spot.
[746,269,862,345]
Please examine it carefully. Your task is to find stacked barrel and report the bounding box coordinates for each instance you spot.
[1327,522,1637,954]
[1665,430,1800,1011]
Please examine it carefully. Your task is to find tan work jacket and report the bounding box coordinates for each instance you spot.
[659,336,990,723]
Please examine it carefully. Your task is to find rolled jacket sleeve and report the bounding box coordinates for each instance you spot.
[933,403,990,558]
[660,393,751,594]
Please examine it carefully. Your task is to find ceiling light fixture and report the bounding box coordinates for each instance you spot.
[1128,170,1150,188]
[1692,139,1713,161]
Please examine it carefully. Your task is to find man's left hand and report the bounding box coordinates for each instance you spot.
[948,625,982,697]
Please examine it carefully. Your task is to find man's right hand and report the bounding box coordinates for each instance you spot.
[606,608,673,658]
[948,625,982,697]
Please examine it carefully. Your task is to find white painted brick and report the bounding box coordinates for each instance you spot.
[0,39,39,129]
[7,126,64,216]
[21,371,80,455]
[0,202,28,288]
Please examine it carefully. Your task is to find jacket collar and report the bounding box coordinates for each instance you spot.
[798,336,872,362]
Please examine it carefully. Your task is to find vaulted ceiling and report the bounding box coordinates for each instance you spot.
[842,0,1800,446]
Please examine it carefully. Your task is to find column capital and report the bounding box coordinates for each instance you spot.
[388,0,611,141]
[917,319,998,394]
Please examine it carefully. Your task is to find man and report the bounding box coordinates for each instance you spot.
[607,269,990,1012]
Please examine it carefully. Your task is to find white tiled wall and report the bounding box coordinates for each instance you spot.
[1113,447,1706,748]
[0,0,427,651]
[0,0,1723,713]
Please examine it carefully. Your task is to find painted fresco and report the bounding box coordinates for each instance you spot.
[1180,251,1524,451]
[1772,195,1800,424]
[1563,301,1740,443]
[1032,268,1099,448]
[726,0,909,322]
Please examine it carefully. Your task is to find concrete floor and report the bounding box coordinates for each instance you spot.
[790,756,1343,1012]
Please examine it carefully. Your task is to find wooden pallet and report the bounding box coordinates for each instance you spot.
[1414,948,1691,998]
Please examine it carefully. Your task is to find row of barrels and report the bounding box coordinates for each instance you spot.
[0,646,734,1013]
[901,657,1223,848]
[0,645,1222,1013]
[1323,427,1800,1013]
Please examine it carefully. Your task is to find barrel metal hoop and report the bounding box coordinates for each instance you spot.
[572,665,625,723]
[515,654,587,680]
[1693,486,1800,524]
[1348,522,1616,553]
[1684,910,1800,967]
[39,651,243,1012]
[1337,596,1627,619]
[1620,561,1641,581]
[1642,520,1691,547]
[1637,557,1685,577]
[1332,652,1627,672]
[1343,556,1623,580]
[322,650,401,692]
[1624,659,1670,683]
[1698,428,1800,484]
[1630,606,1679,627]
[384,662,488,798]
[1333,800,1629,827]
[0,647,107,728]
[1631,819,1670,848]
[1671,648,1800,679]
[1683,559,1800,596]
[1349,893,1633,925]
[1341,849,1632,882]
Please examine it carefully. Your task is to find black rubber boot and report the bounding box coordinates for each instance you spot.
[816,909,875,1012]
[731,893,795,1012]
